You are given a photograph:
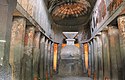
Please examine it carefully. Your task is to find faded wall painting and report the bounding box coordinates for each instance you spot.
[91,0,123,30]
[92,0,107,28]
[108,0,123,13]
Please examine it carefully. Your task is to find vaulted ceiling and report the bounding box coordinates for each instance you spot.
[45,0,97,30]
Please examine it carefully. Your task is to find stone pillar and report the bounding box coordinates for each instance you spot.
[96,35,103,80]
[90,41,94,76]
[88,43,91,77]
[47,41,51,79]
[0,0,17,79]
[53,43,58,73]
[108,26,122,80]
[21,26,35,80]
[83,43,88,74]
[9,17,26,80]
[44,39,48,79]
[93,38,98,80]
[33,32,41,80]
[50,43,54,78]
[117,16,125,80]
[57,43,61,73]
[39,36,45,80]
[84,43,89,75]
[101,30,111,80]
[80,44,85,74]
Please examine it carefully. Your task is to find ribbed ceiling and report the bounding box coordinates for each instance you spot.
[46,0,97,30]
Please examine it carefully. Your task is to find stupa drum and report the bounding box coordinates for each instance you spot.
[58,32,83,76]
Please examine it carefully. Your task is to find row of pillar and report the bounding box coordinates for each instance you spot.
[81,16,125,80]
[8,17,57,80]
[0,1,59,80]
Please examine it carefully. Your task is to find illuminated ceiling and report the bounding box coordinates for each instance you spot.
[47,0,97,26]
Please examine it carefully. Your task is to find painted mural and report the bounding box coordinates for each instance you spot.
[91,0,123,30]
[108,0,123,13]
[97,0,107,23]
[24,27,35,55]
[92,0,107,28]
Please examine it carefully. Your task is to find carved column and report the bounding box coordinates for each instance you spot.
[88,43,91,77]
[9,17,26,80]
[0,0,17,79]
[57,43,61,73]
[47,41,51,79]
[50,43,54,78]
[83,43,89,74]
[33,32,41,80]
[80,44,85,74]
[101,30,111,80]
[21,26,35,80]
[96,35,103,80]
[108,26,122,80]
[44,39,48,79]
[39,36,45,80]
[117,16,125,80]
[90,41,94,76]
[93,37,98,80]
[53,43,58,73]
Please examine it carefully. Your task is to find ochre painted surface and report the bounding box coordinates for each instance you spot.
[62,43,80,48]
[53,43,58,71]
[84,43,89,70]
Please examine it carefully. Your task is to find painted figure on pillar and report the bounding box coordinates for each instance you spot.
[24,27,35,55]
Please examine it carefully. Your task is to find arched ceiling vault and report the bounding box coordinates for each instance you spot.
[45,0,97,30]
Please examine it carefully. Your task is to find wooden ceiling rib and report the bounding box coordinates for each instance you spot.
[52,2,90,19]
[47,0,97,27]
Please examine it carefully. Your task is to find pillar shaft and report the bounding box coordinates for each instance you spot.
[84,43,89,73]
[57,44,62,73]
[108,26,122,80]
[21,26,35,80]
[117,16,125,79]
[44,39,48,79]
[47,41,51,79]
[96,36,103,80]
[33,32,41,79]
[88,43,91,77]
[90,41,95,76]
[0,0,17,79]
[9,17,26,80]
[50,43,54,78]
[53,43,58,72]
[40,36,45,80]
[80,44,86,74]
[80,44,85,73]
[93,38,98,80]
[101,31,111,80]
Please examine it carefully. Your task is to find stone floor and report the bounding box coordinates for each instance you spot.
[53,76,93,80]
